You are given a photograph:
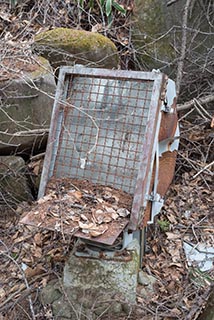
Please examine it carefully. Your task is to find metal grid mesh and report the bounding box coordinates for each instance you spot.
[51,75,154,194]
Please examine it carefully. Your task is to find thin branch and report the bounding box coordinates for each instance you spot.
[177,94,214,111]
[192,160,214,179]
[167,0,180,6]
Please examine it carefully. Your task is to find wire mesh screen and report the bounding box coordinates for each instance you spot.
[39,66,164,206]
[50,76,153,195]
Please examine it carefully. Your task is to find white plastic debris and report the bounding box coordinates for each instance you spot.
[183,241,214,272]
[21,262,28,271]
[80,158,86,169]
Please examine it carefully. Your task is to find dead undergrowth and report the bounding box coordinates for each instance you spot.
[0,116,213,319]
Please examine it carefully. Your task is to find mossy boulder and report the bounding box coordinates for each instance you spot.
[33,28,119,70]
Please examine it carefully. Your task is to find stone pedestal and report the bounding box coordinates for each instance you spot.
[64,239,139,304]
[41,239,140,319]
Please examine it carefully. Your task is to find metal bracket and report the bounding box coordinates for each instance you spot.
[146,191,163,203]
[147,192,164,224]
[161,99,174,113]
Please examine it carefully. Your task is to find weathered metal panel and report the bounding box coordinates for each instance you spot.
[24,66,178,244]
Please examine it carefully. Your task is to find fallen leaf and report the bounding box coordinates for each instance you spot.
[73,190,82,200]
[117,208,130,217]
[111,212,119,220]
[13,234,32,244]
[104,206,116,214]
[70,215,80,222]
[78,221,96,230]
[37,193,55,204]
[33,247,42,258]
[90,227,108,237]
[24,264,45,279]
[34,233,42,246]
[165,232,181,240]
[0,288,6,300]
[55,221,61,232]
[80,214,88,221]
[103,215,112,223]
[94,210,105,224]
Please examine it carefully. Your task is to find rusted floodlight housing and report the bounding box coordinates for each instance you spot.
[21,65,179,246]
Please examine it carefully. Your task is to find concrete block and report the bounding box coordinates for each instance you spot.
[63,239,140,305]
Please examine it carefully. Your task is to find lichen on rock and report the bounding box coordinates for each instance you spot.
[34,28,119,69]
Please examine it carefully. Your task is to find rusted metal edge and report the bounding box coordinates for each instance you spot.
[74,219,129,246]
[38,69,69,198]
[129,73,165,230]
[58,65,162,81]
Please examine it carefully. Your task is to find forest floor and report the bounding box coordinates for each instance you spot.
[0,117,213,320]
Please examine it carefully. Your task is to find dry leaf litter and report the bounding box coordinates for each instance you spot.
[22,178,132,239]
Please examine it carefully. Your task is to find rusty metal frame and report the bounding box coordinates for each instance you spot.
[38,65,165,232]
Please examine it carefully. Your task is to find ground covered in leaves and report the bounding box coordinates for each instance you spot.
[0,117,213,320]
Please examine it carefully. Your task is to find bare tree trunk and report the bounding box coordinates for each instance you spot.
[176,0,192,96]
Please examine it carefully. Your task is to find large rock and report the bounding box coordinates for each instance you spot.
[132,0,214,77]
[132,0,173,73]
[0,156,33,215]
[0,56,56,157]
[33,28,119,70]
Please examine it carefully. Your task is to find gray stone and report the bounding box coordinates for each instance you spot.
[122,302,133,315]
[40,280,62,305]
[63,239,140,305]
[42,283,126,319]
[0,156,33,213]
[137,270,157,300]
[41,240,139,317]
[52,298,73,319]
[0,56,56,156]
[138,270,157,286]
[111,302,123,314]
[132,0,213,78]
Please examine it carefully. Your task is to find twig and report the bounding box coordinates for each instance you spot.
[30,152,45,161]
[15,303,33,320]
[13,128,49,136]
[0,270,49,312]
[167,0,179,6]
[178,108,195,121]
[194,98,213,120]
[192,160,214,179]
[177,94,214,111]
